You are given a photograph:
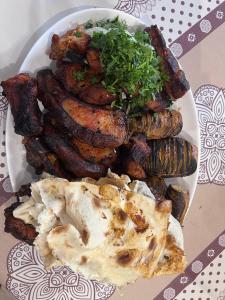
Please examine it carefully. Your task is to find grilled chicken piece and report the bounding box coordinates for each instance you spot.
[146,176,167,200]
[146,89,171,112]
[55,61,115,105]
[120,134,151,180]
[79,85,116,105]
[129,110,182,140]
[24,137,72,179]
[165,184,190,224]
[49,25,90,60]
[1,73,43,136]
[43,122,107,179]
[4,202,37,245]
[147,138,197,177]
[145,25,190,99]
[86,48,103,74]
[37,69,127,148]
[44,112,117,167]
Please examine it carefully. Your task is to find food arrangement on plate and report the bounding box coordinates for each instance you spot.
[2,14,198,287]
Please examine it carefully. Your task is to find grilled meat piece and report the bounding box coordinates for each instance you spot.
[1,73,43,136]
[49,26,90,60]
[86,48,103,74]
[165,184,189,224]
[129,110,182,139]
[37,69,127,148]
[24,137,72,178]
[71,138,117,166]
[146,176,167,200]
[120,134,151,180]
[145,25,190,99]
[147,138,197,177]
[146,89,171,112]
[55,61,114,105]
[79,85,116,105]
[44,112,117,167]
[43,122,107,179]
[4,202,37,245]
[15,184,31,197]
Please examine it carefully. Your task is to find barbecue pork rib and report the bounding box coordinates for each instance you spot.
[145,25,190,100]
[1,73,43,136]
[37,69,127,148]
[42,121,107,179]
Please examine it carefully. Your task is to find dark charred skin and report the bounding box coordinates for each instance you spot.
[120,134,151,180]
[44,112,117,167]
[165,184,189,224]
[15,184,31,197]
[146,137,197,177]
[36,69,127,148]
[129,110,183,140]
[49,26,90,60]
[145,25,190,100]
[42,121,107,179]
[86,48,103,74]
[146,89,171,112]
[79,85,116,106]
[1,73,43,136]
[23,137,72,179]
[146,176,167,200]
[4,202,38,245]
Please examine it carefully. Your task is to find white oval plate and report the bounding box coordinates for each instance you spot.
[6,8,200,205]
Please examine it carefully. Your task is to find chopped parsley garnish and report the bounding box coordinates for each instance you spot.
[90,76,99,84]
[88,19,166,113]
[74,31,82,38]
[73,70,85,81]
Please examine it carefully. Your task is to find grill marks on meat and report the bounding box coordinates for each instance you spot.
[55,61,115,105]
[1,73,43,136]
[145,25,190,100]
[129,110,183,140]
[147,138,197,177]
[49,26,90,60]
[37,69,127,148]
[42,122,107,179]
[4,202,37,245]
[23,137,72,179]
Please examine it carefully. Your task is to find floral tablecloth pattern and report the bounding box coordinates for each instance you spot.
[0,1,225,299]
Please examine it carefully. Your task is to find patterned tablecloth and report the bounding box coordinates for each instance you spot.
[0,1,225,299]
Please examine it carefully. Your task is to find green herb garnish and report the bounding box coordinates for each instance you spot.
[73,70,85,81]
[90,76,99,84]
[89,19,166,113]
[74,31,82,38]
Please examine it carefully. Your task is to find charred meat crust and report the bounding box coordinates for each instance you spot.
[79,85,116,106]
[146,176,167,199]
[23,137,72,179]
[129,110,183,140]
[147,138,197,177]
[145,25,190,100]
[36,69,127,148]
[146,89,171,112]
[42,121,107,179]
[4,202,38,245]
[86,48,103,74]
[1,73,43,136]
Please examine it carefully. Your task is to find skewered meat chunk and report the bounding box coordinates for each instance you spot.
[49,26,90,60]
[165,184,190,224]
[146,176,167,200]
[147,138,197,177]
[42,122,107,179]
[4,202,37,245]
[145,25,190,99]
[146,89,171,112]
[55,61,115,105]
[120,134,151,180]
[44,112,117,167]
[37,69,127,148]
[129,110,183,139]
[24,137,71,179]
[86,48,103,74]
[1,73,43,136]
